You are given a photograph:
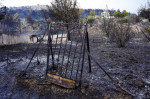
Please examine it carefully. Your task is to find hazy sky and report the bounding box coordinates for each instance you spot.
[2,0,148,14]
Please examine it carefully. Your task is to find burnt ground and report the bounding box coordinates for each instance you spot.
[0,32,150,99]
[86,32,150,99]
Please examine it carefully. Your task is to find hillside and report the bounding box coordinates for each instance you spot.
[7,5,115,19]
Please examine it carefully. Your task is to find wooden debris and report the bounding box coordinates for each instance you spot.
[46,73,77,89]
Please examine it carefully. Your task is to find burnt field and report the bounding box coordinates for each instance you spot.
[0,21,150,99]
[1,0,150,98]
[0,31,150,99]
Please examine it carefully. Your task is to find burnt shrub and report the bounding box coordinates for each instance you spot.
[112,23,133,47]
[101,18,114,39]
[101,18,133,47]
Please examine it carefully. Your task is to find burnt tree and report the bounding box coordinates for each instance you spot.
[48,0,81,40]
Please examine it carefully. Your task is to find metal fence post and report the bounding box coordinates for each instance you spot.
[45,23,55,79]
[79,24,86,86]
[45,23,51,79]
[85,23,92,73]
[49,24,55,70]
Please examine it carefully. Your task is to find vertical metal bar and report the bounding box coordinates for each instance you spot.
[49,25,55,70]
[67,25,71,40]
[64,26,75,78]
[49,24,54,68]
[56,26,64,72]
[7,52,9,68]
[70,25,80,79]
[79,25,86,86]
[53,25,59,59]
[45,24,51,79]
[51,26,54,41]
[85,23,92,73]
[20,29,48,78]
[60,24,68,76]
[75,26,83,81]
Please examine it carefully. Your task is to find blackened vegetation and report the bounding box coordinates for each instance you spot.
[0,6,6,20]
[101,18,133,47]
[139,1,150,22]
[0,21,150,98]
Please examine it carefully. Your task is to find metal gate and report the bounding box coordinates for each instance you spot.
[20,22,134,95]
[45,23,87,84]
[20,22,91,88]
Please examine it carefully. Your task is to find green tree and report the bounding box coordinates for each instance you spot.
[50,0,80,23]
[138,1,150,21]
[13,13,22,33]
[122,10,129,17]
[49,0,81,40]
[88,11,95,26]
[113,10,129,18]
[88,16,95,27]
[113,11,117,17]
[89,11,95,16]
[113,11,122,17]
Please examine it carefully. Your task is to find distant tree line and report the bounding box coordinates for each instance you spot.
[7,6,116,20]
[113,10,129,18]
[139,1,150,21]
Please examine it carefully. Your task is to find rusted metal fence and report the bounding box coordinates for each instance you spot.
[45,23,89,83]
[21,22,91,85]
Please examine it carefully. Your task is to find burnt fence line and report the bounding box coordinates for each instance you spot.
[78,24,135,96]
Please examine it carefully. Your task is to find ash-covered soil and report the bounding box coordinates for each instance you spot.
[86,30,150,99]
[0,32,150,99]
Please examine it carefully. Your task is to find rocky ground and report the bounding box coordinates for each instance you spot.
[0,24,150,99]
